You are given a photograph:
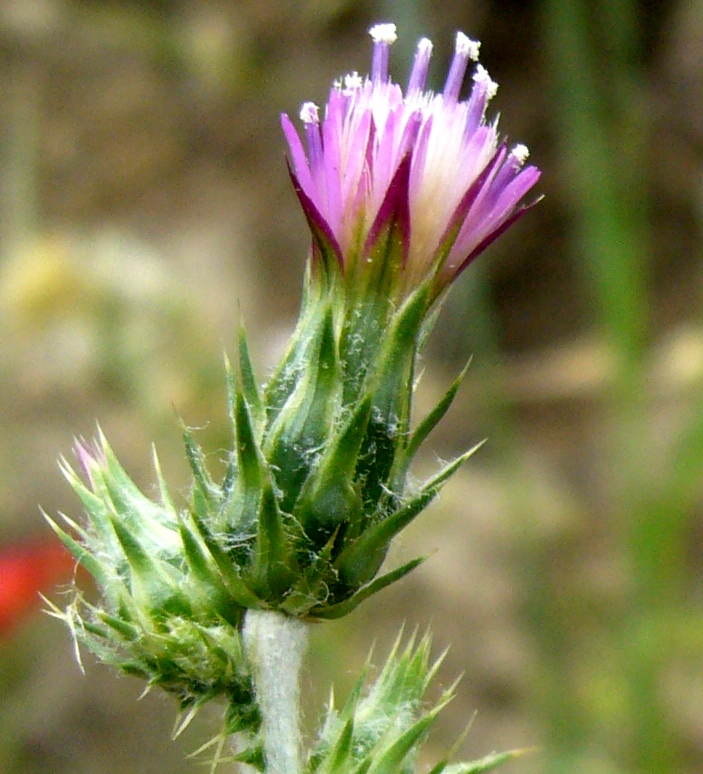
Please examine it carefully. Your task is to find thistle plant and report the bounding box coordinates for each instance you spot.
[48,22,540,774]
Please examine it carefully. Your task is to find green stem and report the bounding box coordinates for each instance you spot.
[242,609,309,774]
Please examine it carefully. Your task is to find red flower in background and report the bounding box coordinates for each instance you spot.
[0,539,75,637]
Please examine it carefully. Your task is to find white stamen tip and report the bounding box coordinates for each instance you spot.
[473,64,498,100]
[344,71,363,91]
[417,37,433,56]
[512,144,530,163]
[456,32,480,62]
[369,23,397,45]
[300,102,319,124]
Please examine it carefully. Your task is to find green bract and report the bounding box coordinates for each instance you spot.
[54,263,479,626]
[307,632,525,774]
[213,265,480,619]
[47,435,260,744]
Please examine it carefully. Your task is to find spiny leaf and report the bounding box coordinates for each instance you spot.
[81,620,111,639]
[398,358,472,478]
[109,516,188,617]
[252,480,297,600]
[417,286,445,353]
[179,518,219,585]
[263,273,329,422]
[316,717,355,773]
[336,441,482,588]
[178,517,242,626]
[266,302,341,514]
[52,508,91,544]
[152,445,179,516]
[172,696,209,739]
[189,510,263,609]
[109,516,160,577]
[44,515,106,585]
[238,323,264,431]
[334,488,436,588]
[293,394,372,536]
[98,430,157,505]
[232,741,265,770]
[442,748,534,774]
[234,387,265,523]
[98,612,140,641]
[353,286,431,508]
[367,284,429,424]
[332,648,374,719]
[182,423,217,508]
[219,360,239,507]
[287,527,339,611]
[58,460,116,541]
[310,556,427,620]
[364,705,445,774]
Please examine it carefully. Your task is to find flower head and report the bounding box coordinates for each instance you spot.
[283,23,540,300]
[48,433,260,742]
[55,23,539,664]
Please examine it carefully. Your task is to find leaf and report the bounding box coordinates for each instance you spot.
[98,612,140,641]
[315,717,355,773]
[238,323,264,431]
[44,515,107,585]
[263,269,329,423]
[222,354,239,500]
[98,430,158,507]
[252,480,297,600]
[398,358,472,478]
[353,286,431,507]
[151,445,178,516]
[265,302,341,514]
[369,285,429,424]
[293,394,372,537]
[335,440,484,588]
[234,387,265,524]
[182,423,217,510]
[58,459,116,543]
[178,516,243,626]
[364,706,445,774]
[442,748,533,774]
[189,510,263,609]
[109,516,189,618]
[310,556,427,620]
[334,488,436,588]
[279,529,338,615]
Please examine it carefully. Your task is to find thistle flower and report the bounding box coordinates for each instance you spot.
[49,24,542,774]
[55,25,540,634]
[282,23,541,302]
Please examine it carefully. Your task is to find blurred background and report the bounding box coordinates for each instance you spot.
[0,0,701,772]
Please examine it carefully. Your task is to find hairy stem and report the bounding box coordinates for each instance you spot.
[242,609,309,774]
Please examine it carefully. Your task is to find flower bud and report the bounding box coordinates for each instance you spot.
[47,434,260,743]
